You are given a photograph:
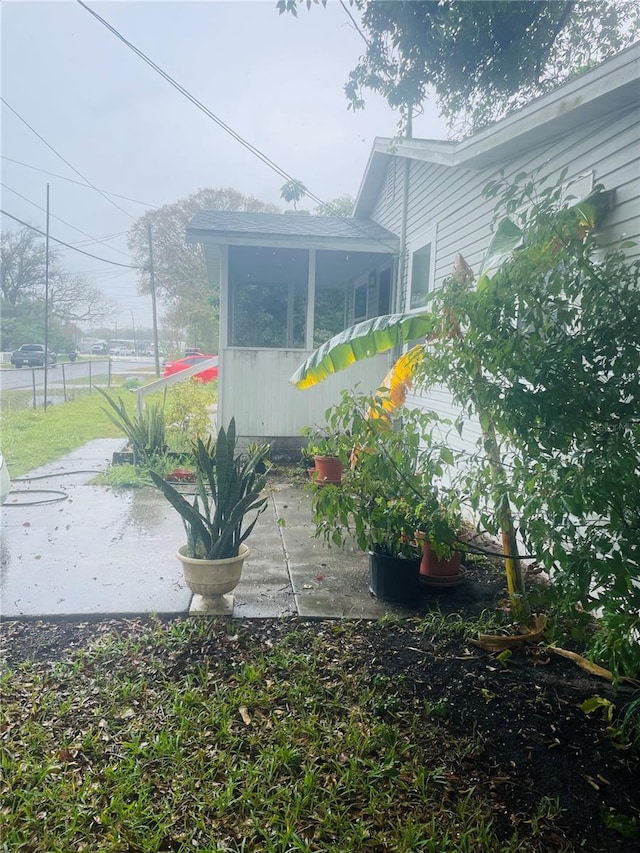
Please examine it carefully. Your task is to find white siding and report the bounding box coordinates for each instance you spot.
[220,348,391,439]
[401,106,640,299]
[372,104,640,469]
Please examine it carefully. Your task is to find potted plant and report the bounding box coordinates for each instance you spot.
[307,390,459,603]
[415,496,465,589]
[149,419,271,615]
[300,425,346,484]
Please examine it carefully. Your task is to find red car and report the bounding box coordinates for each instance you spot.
[163,354,219,383]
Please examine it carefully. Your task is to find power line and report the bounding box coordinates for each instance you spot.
[1,97,137,221]
[1,181,133,259]
[76,0,398,253]
[1,209,143,269]
[71,230,129,248]
[0,155,155,208]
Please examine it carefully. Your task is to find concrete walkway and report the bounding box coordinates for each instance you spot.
[0,440,418,621]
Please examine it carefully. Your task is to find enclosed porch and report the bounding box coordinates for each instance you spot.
[187,212,398,457]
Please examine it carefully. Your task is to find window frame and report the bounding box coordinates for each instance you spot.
[407,227,436,312]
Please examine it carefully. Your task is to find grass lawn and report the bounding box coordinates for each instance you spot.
[1,614,639,852]
[0,391,134,477]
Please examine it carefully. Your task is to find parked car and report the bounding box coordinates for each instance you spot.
[91,343,107,354]
[10,344,57,368]
[163,354,219,382]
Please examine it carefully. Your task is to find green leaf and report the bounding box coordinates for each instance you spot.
[478,217,524,285]
[579,696,614,722]
[290,312,436,388]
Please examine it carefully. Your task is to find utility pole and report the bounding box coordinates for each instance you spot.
[44,183,50,412]
[130,311,137,355]
[147,222,160,377]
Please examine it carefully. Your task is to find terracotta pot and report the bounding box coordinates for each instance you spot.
[420,541,462,578]
[312,455,343,484]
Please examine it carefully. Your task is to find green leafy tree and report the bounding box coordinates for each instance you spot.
[291,174,640,676]
[280,179,308,211]
[128,188,279,353]
[279,0,639,133]
[314,194,354,217]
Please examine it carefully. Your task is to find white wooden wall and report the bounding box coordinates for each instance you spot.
[218,347,391,438]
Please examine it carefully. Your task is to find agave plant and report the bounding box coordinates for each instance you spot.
[149,419,270,560]
[97,386,167,465]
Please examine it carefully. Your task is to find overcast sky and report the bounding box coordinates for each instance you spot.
[1,0,448,330]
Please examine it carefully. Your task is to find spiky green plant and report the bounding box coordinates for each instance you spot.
[96,386,166,465]
[149,418,270,560]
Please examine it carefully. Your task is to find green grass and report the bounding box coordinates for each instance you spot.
[0,391,135,477]
[0,618,565,853]
[0,380,217,478]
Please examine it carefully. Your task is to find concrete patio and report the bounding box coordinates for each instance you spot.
[0,439,427,621]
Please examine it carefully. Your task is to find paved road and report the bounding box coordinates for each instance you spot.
[0,358,158,391]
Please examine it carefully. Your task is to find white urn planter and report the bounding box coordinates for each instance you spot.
[177,543,250,616]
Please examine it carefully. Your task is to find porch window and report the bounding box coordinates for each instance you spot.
[229,246,308,348]
[410,240,432,309]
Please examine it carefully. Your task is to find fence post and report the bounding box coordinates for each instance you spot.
[62,363,68,402]
[31,369,37,410]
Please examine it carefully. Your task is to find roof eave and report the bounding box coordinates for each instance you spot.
[354,42,640,216]
[186,227,398,254]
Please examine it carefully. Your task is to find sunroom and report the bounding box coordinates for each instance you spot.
[186,211,398,458]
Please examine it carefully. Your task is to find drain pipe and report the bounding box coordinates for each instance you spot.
[395,156,411,315]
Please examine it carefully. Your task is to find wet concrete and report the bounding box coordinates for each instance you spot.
[0,442,425,621]
[0,440,191,618]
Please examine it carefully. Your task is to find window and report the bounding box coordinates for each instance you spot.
[353,281,367,322]
[228,247,308,348]
[378,267,391,314]
[410,240,433,309]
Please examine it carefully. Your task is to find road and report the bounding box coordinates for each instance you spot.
[0,358,159,392]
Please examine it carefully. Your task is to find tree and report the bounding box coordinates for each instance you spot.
[1,226,115,348]
[49,273,114,326]
[127,188,279,352]
[1,228,46,306]
[314,194,355,217]
[280,180,307,211]
[278,0,640,133]
[291,174,640,676]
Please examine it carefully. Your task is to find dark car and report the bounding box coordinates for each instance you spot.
[163,354,219,383]
[10,344,57,368]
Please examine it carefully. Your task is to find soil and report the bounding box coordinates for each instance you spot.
[2,607,639,852]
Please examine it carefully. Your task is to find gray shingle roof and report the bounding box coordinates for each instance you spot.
[187,211,397,245]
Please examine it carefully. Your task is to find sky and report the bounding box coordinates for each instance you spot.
[1,0,449,331]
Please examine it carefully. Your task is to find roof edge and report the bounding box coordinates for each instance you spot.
[354,42,640,216]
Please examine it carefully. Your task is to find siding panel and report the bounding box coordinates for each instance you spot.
[371,101,639,467]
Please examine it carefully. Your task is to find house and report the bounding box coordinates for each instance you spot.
[186,213,398,457]
[187,42,639,457]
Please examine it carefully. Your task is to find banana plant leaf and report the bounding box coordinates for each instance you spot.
[290,312,437,389]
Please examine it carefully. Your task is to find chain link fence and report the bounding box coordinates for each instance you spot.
[0,359,114,411]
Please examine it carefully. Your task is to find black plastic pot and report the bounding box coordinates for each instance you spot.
[368,549,421,604]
